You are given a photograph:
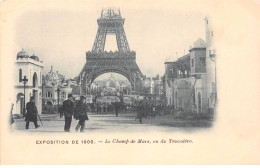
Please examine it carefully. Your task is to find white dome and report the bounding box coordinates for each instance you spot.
[17,49,29,59]
[30,54,40,61]
[193,38,206,48]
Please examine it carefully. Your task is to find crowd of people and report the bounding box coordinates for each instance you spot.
[24,94,90,132]
[132,101,174,124]
[20,95,175,132]
[87,102,127,114]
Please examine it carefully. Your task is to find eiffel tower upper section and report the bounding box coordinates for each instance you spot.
[87,8,135,58]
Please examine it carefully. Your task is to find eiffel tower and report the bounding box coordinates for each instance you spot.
[79,8,143,95]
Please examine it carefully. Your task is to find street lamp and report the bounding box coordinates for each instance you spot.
[22,76,28,117]
[209,49,217,105]
[56,87,62,118]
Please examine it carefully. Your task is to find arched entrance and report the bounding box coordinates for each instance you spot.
[90,73,131,105]
[33,72,38,88]
[91,68,133,86]
[92,73,131,94]
[81,67,143,95]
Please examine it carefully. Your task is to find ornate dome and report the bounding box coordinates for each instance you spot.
[17,49,29,59]
[193,38,206,48]
[107,80,117,88]
[30,54,39,61]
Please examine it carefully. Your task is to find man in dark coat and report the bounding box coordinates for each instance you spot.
[136,102,144,124]
[25,96,40,129]
[62,94,74,132]
[75,96,89,132]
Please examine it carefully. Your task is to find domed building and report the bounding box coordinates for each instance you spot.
[14,49,43,115]
[42,66,72,113]
[16,49,29,59]
[193,38,206,48]
[44,65,65,86]
[106,74,119,88]
[29,54,40,61]
[164,37,209,115]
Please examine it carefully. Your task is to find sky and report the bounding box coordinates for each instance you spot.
[13,1,206,79]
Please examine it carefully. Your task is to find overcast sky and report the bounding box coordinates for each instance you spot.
[13,1,206,79]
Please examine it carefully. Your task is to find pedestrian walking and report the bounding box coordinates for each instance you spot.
[136,102,144,124]
[9,98,15,131]
[75,96,89,132]
[25,96,40,129]
[62,94,74,132]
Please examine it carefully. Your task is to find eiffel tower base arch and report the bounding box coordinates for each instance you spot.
[79,52,144,95]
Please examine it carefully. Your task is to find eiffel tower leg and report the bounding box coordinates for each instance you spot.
[92,25,107,52]
[115,26,130,52]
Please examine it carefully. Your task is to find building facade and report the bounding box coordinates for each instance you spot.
[42,66,72,111]
[164,18,217,116]
[164,62,178,106]
[164,39,208,115]
[142,75,164,104]
[14,49,43,115]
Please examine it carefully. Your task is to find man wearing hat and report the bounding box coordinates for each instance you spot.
[62,93,74,132]
[75,95,89,132]
[25,96,40,129]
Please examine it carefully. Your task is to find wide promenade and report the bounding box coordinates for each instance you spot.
[12,111,212,133]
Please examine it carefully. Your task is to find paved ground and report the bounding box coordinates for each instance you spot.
[12,112,213,133]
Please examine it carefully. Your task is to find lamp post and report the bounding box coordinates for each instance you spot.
[56,87,62,118]
[209,50,217,105]
[22,76,28,117]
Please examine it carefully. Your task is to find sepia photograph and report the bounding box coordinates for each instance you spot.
[10,6,216,133]
[0,0,260,165]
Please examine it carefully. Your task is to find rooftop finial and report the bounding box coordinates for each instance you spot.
[100,8,121,18]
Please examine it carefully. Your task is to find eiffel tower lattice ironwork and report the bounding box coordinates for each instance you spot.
[79,8,144,95]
